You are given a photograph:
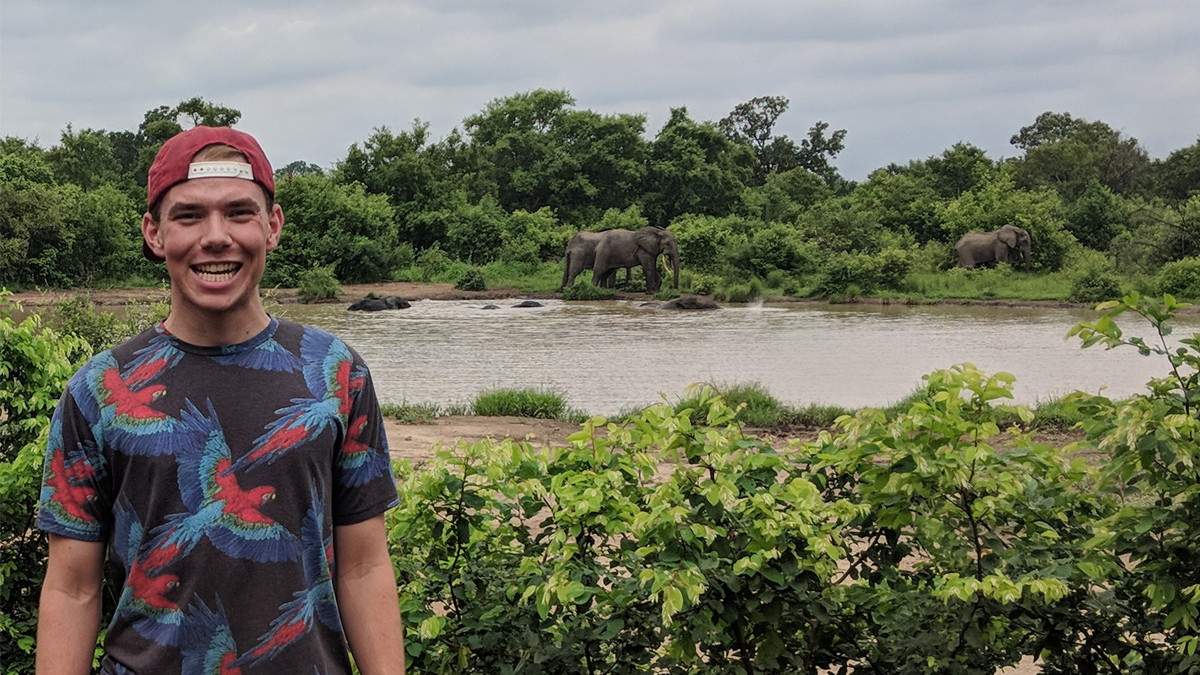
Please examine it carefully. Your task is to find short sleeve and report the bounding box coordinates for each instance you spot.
[37,390,111,542]
[330,360,398,526]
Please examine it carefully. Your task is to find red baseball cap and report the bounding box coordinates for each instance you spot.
[143,126,275,261]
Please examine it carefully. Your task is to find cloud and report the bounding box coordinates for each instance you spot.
[2,0,1197,179]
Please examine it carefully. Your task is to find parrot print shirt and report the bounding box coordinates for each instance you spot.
[37,318,399,675]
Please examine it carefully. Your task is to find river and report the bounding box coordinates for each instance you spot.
[272,299,1197,416]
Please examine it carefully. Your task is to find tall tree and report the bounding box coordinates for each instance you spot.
[1151,137,1200,202]
[463,89,648,225]
[719,96,846,182]
[1010,111,1150,198]
[644,107,755,227]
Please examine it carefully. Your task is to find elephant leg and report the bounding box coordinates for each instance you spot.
[638,252,659,293]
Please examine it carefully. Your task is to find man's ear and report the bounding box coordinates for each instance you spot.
[266,203,284,252]
[143,213,166,259]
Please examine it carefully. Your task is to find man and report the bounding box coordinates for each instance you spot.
[35,126,406,674]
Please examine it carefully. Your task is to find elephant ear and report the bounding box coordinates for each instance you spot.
[998,226,1019,248]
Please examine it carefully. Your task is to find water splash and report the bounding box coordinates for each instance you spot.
[747,297,765,310]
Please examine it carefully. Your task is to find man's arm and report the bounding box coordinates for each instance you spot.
[334,514,406,675]
[37,534,106,675]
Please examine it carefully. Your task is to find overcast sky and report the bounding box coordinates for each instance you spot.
[2,0,1197,180]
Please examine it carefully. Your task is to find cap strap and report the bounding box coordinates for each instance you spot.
[187,161,254,181]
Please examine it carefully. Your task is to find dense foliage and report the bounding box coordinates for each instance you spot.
[4,95,1197,299]
[0,293,91,674]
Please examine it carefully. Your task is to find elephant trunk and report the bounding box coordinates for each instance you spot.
[669,248,680,289]
[1021,243,1031,271]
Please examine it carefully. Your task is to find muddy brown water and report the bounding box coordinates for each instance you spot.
[274,299,1196,416]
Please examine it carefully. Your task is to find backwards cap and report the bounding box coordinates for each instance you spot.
[143,126,275,261]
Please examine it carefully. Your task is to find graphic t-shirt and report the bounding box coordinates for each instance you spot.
[37,318,399,674]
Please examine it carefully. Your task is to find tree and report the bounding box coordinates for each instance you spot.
[1151,137,1200,202]
[643,107,755,227]
[719,96,846,182]
[270,174,398,285]
[1010,111,1151,198]
[174,96,242,128]
[45,126,121,191]
[462,90,648,225]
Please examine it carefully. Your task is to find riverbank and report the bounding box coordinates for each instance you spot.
[6,280,1108,311]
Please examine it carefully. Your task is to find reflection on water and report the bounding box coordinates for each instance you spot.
[276,299,1197,416]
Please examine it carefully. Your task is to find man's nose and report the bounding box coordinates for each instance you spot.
[199,214,234,248]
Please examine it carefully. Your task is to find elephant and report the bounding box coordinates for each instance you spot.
[593,226,680,294]
[953,224,1031,270]
[348,296,411,311]
[560,231,631,289]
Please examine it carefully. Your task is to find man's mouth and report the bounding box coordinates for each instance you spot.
[193,262,241,282]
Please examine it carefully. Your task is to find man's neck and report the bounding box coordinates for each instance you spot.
[163,306,272,347]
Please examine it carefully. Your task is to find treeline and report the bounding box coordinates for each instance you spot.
[2,93,1199,298]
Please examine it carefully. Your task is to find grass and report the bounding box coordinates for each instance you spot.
[471,387,586,421]
[382,384,1088,432]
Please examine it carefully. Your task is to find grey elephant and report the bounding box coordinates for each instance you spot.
[593,226,680,294]
[559,231,629,289]
[953,224,1031,270]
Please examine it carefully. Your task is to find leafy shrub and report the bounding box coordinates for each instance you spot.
[746,224,805,276]
[561,280,615,301]
[811,252,879,298]
[454,268,487,292]
[874,247,912,291]
[764,269,789,289]
[297,265,341,303]
[716,278,762,303]
[1064,294,1200,672]
[1069,267,1122,304]
[652,287,680,301]
[393,242,415,270]
[1,293,91,673]
[682,271,719,296]
[391,373,1121,673]
[49,294,170,353]
[416,243,453,281]
[1155,256,1200,299]
[471,388,573,419]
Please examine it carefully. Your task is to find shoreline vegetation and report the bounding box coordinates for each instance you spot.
[380,382,1086,434]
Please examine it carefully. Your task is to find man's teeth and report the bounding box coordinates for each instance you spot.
[195,263,239,281]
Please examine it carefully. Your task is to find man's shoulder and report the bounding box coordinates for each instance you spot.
[278,319,365,363]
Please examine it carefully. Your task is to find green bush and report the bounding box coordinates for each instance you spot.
[390,372,1132,673]
[1155,256,1200,299]
[811,252,879,298]
[296,265,341,303]
[454,268,488,292]
[1069,267,1122,304]
[49,293,170,353]
[1064,294,1200,672]
[561,280,615,301]
[416,243,453,281]
[471,388,574,419]
[875,247,912,291]
[1,292,92,673]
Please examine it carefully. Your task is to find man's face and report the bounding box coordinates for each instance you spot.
[143,177,282,326]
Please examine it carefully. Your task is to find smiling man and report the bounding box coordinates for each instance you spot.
[36,126,406,675]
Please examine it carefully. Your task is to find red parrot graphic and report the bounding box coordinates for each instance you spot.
[144,400,300,573]
[239,487,341,666]
[225,328,367,476]
[111,497,183,646]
